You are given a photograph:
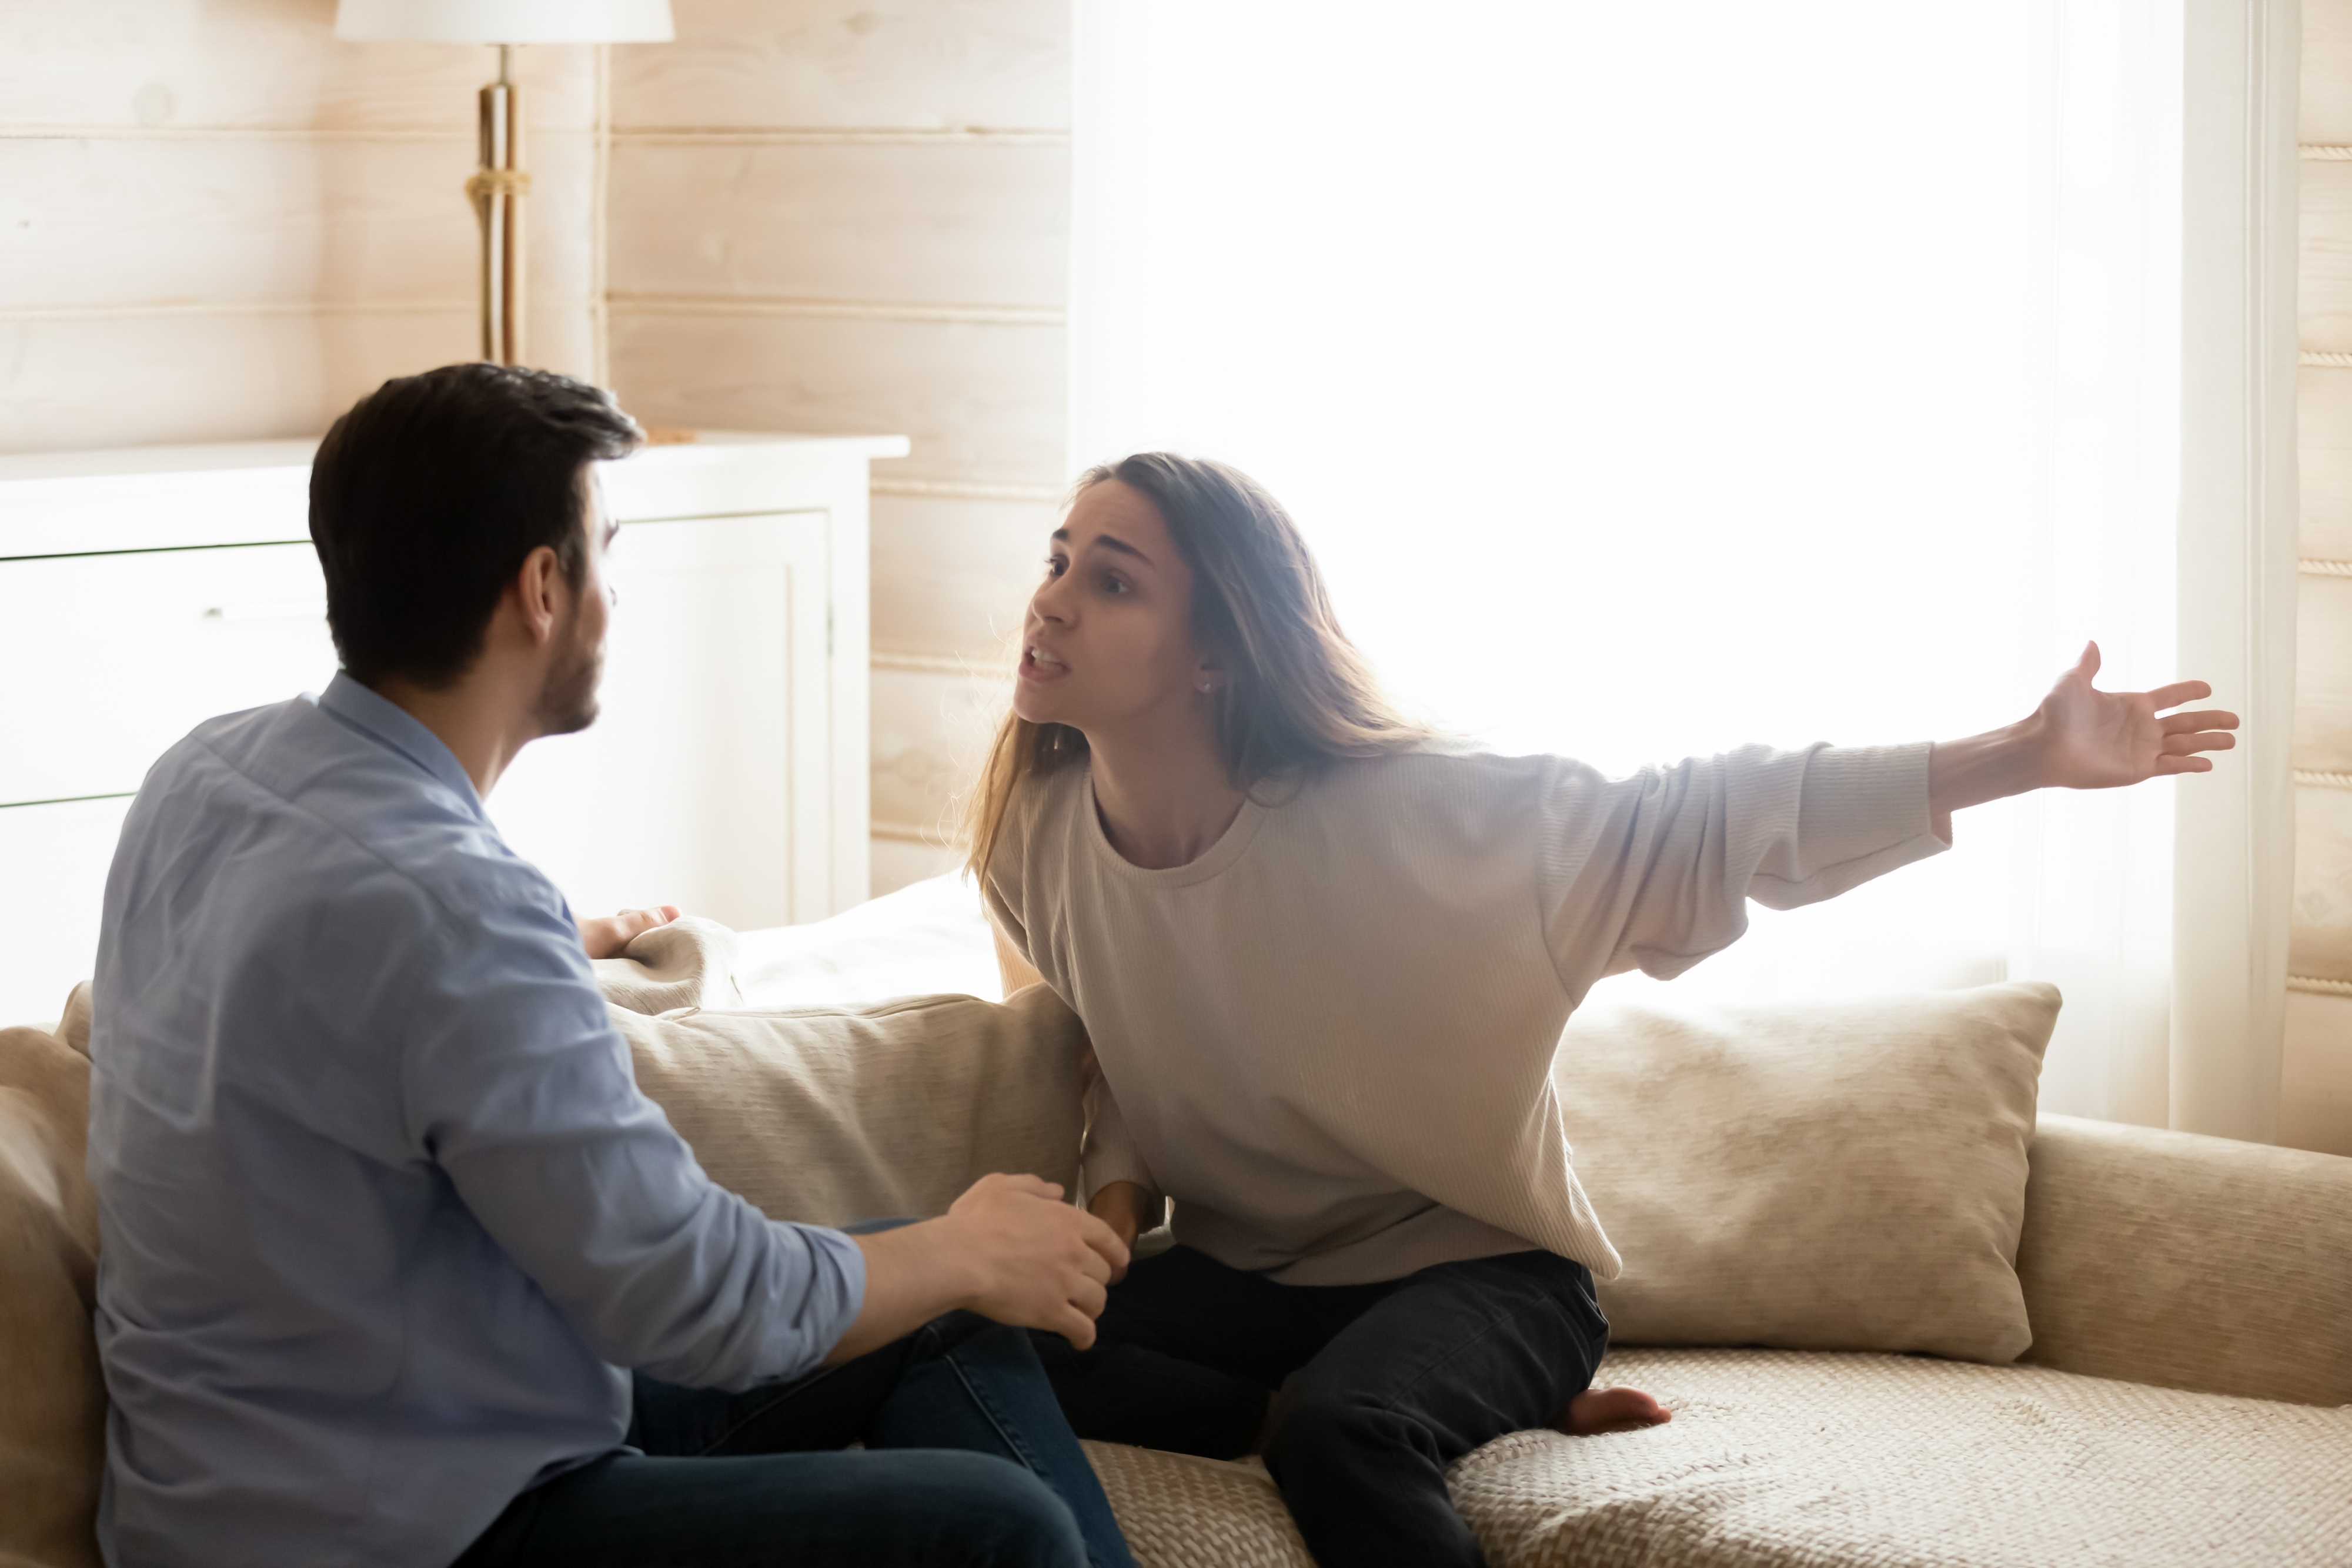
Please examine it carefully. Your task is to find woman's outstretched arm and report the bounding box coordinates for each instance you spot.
[1927,642,2240,840]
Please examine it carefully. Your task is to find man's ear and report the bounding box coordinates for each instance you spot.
[510,545,565,649]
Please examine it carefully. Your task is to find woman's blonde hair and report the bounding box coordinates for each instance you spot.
[960,453,1430,881]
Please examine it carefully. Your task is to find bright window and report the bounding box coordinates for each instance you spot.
[1073,1,2184,1119]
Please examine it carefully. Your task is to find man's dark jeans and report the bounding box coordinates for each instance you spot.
[455,1310,1136,1568]
[1033,1244,1610,1568]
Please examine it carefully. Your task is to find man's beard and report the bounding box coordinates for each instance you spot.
[534,605,604,737]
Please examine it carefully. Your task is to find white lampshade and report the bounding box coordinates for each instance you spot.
[334,0,673,44]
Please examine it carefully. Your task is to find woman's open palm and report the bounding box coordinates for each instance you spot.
[2037,642,2239,790]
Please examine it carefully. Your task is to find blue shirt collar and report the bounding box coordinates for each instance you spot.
[316,671,487,819]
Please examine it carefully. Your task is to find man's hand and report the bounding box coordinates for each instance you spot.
[1087,1181,1155,1285]
[577,905,680,959]
[1927,643,2240,835]
[824,1174,1129,1365]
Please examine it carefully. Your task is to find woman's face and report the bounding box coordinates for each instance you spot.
[1015,479,1215,735]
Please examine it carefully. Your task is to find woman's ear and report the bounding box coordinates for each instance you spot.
[1194,654,1224,695]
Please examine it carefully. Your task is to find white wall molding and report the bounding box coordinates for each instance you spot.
[2173,0,2302,1142]
[0,299,597,323]
[612,128,1067,147]
[2304,557,2352,574]
[2297,769,2352,787]
[869,476,1063,503]
[606,293,1063,327]
[2287,974,2352,993]
[870,818,953,845]
[871,648,1006,678]
[0,125,591,143]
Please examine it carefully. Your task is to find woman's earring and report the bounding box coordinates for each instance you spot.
[1198,680,1214,693]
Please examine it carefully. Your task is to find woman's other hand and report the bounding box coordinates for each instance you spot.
[1087,1181,1156,1284]
[577,904,681,959]
[2031,641,2240,789]
[1927,643,2240,837]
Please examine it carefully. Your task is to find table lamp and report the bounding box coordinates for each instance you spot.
[334,1,674,367]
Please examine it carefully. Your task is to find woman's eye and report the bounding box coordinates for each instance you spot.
[1100,574,1130,596]
[1044,556,1067,577]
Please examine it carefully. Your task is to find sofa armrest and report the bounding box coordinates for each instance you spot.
[2016,1113,2352,1405]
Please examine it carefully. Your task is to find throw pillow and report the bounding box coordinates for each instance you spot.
[1558,980,2058,1362]
[600,921,1090,1226]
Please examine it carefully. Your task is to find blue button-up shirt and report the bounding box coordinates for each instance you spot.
[89,674,866,1568]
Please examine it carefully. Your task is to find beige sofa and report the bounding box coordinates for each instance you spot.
[6,904,2351,1568]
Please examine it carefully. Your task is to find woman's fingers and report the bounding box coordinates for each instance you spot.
[2157,707,2239,733]
[2146,679,2214,710]
[2161,730,2237,755]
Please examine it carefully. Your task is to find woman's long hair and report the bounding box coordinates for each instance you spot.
[960,453,1430,881]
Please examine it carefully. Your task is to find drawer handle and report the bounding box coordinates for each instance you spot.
[201,599,326,624]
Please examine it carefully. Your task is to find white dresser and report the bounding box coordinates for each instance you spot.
[0,431,904,1025]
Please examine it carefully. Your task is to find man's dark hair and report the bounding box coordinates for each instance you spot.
[310,363,643,688]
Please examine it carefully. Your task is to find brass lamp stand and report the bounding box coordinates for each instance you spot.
[331,1,675,372]
[469,45,529,366]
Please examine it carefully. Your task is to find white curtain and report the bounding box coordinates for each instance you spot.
[1071,1,2186,1122]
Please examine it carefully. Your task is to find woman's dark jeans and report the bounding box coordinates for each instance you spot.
[1033,1244,1610,1568]
[455,1301,1136,1568]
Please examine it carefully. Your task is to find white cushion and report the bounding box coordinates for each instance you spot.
[1556,982,2057,1362]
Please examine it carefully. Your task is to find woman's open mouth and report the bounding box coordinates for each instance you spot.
[1020,643,1070,682]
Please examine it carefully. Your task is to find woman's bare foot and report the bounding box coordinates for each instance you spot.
[1556,1385,1671,1436]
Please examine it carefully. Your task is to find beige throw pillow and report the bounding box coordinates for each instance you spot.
[600,919,1089,1226]
[1558,980,2058,1363]
[0,999,104,1568]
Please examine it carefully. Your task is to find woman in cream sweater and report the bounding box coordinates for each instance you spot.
[965,453,2235,1568]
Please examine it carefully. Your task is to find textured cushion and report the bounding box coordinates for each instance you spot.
[0,1005,103,1568]
[599,918,1089,1225]
[1080,1443,1311,1568]
[1555,981,2057,1362]
[1449,1348,2352,1568]
[2019,1113,2352,1406]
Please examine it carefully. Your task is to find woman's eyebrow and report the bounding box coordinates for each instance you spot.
[1050,524,1154,567]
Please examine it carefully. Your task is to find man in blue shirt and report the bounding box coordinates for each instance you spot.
[88,364,1135,1568]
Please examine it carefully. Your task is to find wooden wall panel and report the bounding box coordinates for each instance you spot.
[2290,785,2352,982]
[2307,0,2352,145]
[870,663,1002,836]
[2296,575,2352,773]
[2281,990,2352,1157]
[2299,366,2352,561]
[610,0,1067,131]
[0,3,593,131]
[0,133,594,315]
[606,141,1068,309]
[2297,5,2352,1154]
[0,308,477,452]
[606,0,1070,892]
[0,5,600,454]
[607,314,1064,486]
[869,492,1054,658]
[2300,161,2352,353]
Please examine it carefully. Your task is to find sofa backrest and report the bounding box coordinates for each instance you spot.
[2017,1113,2352,1406]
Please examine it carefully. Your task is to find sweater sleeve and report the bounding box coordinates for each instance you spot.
[1536,741,1947,997]
[1080,1074,1161,1208]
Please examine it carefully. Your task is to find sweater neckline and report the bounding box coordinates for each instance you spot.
[1080,767,1270,887]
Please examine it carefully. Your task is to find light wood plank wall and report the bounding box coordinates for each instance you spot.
[0,1,601,450]
[606,0,1065,895]
[2290,0,2352,1155]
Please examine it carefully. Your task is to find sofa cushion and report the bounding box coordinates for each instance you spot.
[2019,1114,2352,1406]
[1556,981,2057,1361]
[0,1017,103,1568]
[1446,1347,2352,1568]
[600,918,1090,1226]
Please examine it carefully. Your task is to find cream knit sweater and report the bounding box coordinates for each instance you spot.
[983,742,1946,1286]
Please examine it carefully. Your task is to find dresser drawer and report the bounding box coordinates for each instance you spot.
[0,544,338,807]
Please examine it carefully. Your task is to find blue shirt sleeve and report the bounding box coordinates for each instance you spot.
[394,870,866,1390]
